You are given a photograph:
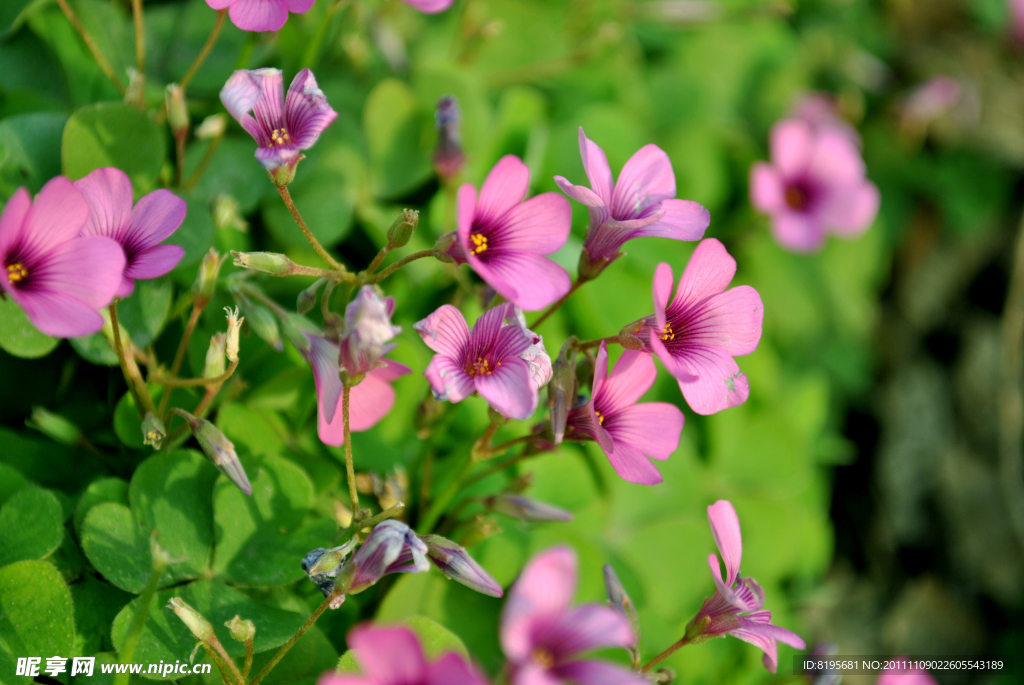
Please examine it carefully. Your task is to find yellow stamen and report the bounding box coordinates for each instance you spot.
[531,648,556,669]
[469,233,488,255]
[6,263,27,284]
[467,356,500,377]
[270,128,292,147]
[595,409,605,425]
[660,323,675,341]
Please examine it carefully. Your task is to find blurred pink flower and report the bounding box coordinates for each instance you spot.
[220,68,337,172]
[303,332,411,447]
[74,167,186,298]
[750,118,879,252]
[205,0,314,33]
[454,155,572,311]
[501,546,646,685]
[627,239,762,415]
[414,303,540,420]
[320,625,488,685]
[339,286,401,378]
[565,341,683,485]
[876,660,937,685]
[1011,0,1024,42]
[687,500,805,673]
[902,76,961,126]
[555,127,709,274]
[790,92,860,145]
[402,0,456,13]
[0,178,125,338]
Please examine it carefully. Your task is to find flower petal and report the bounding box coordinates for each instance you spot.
[511,663,562,685]
[414,304,470,357]
[540,604,635,657]
[34,236,124,309]
[474,357,537,419]
[348,625,427,685]
[283,0,316,12]
[424,356,475,403]
[493,193,571,255]
[425,653,488,685]
[125,243,185,281]
[502,546,578,661]
[0,187,31,257]
[74,167,134,242]
[553,176,606,209]
[220,70,267,143]
[630,198,709,242]
[731,612,805,674]
[707,500,742,587]
[228,0,290,32]
[250,68,285,134]
[604,402,683,461]
[676,347,750,415]
[602,442,663,485]
[402,0,456,12]
[750,163,785,213]
[126,189,187,250]
[305,334,343,443]
[770,212,825,253]
[594,348,656,412]
[647,330,697,383]
[347,368,398,432]
[579,128,615,205]
[808,129,865,184]
[818,181,880,237]
[688,285,763,357]
[652,262,674,330]
[770,119,814,177]
[22,177,90,258]
[552,660,649,685]
[13,290,105,339]
[285,69,338,149]
[672,238,736,310]
[473,251,571,311]
[611,144,675,220]
[476,155,529,226]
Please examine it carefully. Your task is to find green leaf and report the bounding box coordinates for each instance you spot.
[262,172,354,250]
[0,561,75,683]
[0,462,27,507]
[62,102,165,193]
[246,625,337,685]
[212,453,335,586]
[71,576,132,655]
[73,476,129,536]
[69,331,118,367]
[172,191,216,267]
[0,295,59,359]
[184,137,269,215]
[80,502,152,593]
[110,579,307,666]
[0,486,64,566]
[363,79,432,199]
[0,0,36,36]
[0,112,67,196]
[114,279,174,350]
[402,616,469,660]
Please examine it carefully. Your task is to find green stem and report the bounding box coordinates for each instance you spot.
[183,135,223,191]
[477,433,538,460]
[641,636,691,673]
[109,304,157,416]
[160,302,204,418]
[577,335,621,351]
[242,637,254,680]
[156,360,238,388]
[367,250,435,283]
[181,9,227,88]
[131,0,145,73]
[247,588,342,685]
[209,636,244,685]
[301,0,348,69]
[530,278,585,328]
[114,560,163,685]
[365,245,390,276]
[202,643,234,685]
[277,184,345,271]
[55,0,126,94]
[342,385,360,516]
[415,452,473,535]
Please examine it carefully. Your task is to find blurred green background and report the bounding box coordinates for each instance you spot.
[1,1,1023,684]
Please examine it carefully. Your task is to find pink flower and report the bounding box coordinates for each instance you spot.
[339,286,401,378]
[902,77,961,127]
[686,501,805,673]
[1011,0,1024,42]
[0,178,125,338]
[74,168,186,298]
[220,68,337,172]
[303,332,411,447]
[205,0,314,33]
[750,118,879,252]
[414,303,541,420]
[319,625,488,685]
[402,0,456,13]
[565,342,683,485]
[554,127,709,274]
[454,155,572,311]
[790,93,860,145]
[626,239,762,415]
[501,547,646,685]
[876,660,937,685]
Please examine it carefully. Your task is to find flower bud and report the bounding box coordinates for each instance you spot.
[213,194,249,233]
[300,548,338,598]
[26,407,81,446]
[603,564,640,646]
[195,114,227,140]
[175,409,252,496]
[297,278,325,315]
[338,520,429,595]
[338,286,400,379]
[224,307,243,364]
[225,615,256,643]
[488,494,573,522]
[548,338,577,444]
[617,319,647,351]
[386,209,419,249]
[141,412,167,450]
[204,333,226,379]
[304,540,357,578]
[269,158,300,187]
[433,96,465,182]
[244,304,283,352]
[168,597,214,642]
[165,84,189,138]
[193,248,223,306]
[420,534,503,597]
[432,232,465,264]
[231,250,292,276]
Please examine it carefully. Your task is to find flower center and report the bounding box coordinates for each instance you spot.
[469,233,488,255]
[466,356,500,377]
[270,128,292,147]
[531,648,556,669]
[595,409,605,425]
[6,263,27,284]
[660,323,675,341]
[784,185,808,210]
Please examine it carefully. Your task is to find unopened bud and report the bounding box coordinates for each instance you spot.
[231,250,292,276]
[338,286,400,378]
[224,615,256,643]
[617,319,647,351]
[433,96,465,182]
[195,114,227,140]
[193,248,223,305]
[174,409,252,496]
[548,338,577,444]
[204,333,226,379]
[386,209,419,249]
[488,494,573,522]
[268,159,300,187]
[420,534,503,597]
[168,597,214,642]
[303,540,357,578]
[27,407,82,446]
[432,232,462,264]
[603,564,640,645]
[142,412,167,450]
[338,520,429,595]
[165,84,189,137]
[297,278,325,315]
[213,195,249,233]
[244,305,283,352]
[224,307,243,364]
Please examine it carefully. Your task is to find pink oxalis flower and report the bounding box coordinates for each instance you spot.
[554,127,709,275]
[205,0,314,33]
[402,0,456,12]
[685,500,805,673]
[876,660,937,685]
[750,118,880,253]
[0,178,125,338]
[501,546,646,685]
[414,303,545,420]
[74,167,186,298]
[319,625,488,685]
[450,155,572,311]
[220,68,337,175]
[565,341,683,485]
[339,286,401,378]
[625,239,762,415]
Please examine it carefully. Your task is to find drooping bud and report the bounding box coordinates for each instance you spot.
[337,520,429,595]
[244,304,283,352]
[204,333,226,379]
[165,84,190,138]
[224,615,256,643]
[141,412,167,450]
[420,534,504,597]
[603,564,641,647]
[432,232,464,264]
[617,319,647,351]
[26,407,82,446]
[213,194,249,233]
[173,409,252,496]
[224,307,243,363]
[488,494,573,522]
[167,597,214,642]
[297,278,325,315]
[193,248,223,306]
[231,250,292,276]
[338,286,401,379]
[433,96,465,182]
[386,209,419,249]
[195,114,227,140]
[548,337,577,444]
